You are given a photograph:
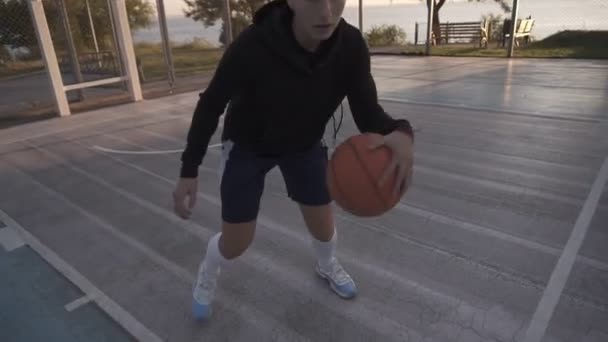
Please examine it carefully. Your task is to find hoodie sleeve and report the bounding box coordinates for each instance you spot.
[346,31,414,140]
[179,32,250,178]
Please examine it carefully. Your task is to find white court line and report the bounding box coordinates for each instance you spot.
[0,209,163,342]
[523,157,608,342]
[79,140,536,339]
[378,96,601,123]
[397,203,608,273]
[15,142,315,341]
[139,129,608,273]
[15,142,396,341]
[65,293,96,312]
[0,226,25,252]
[125,128,608,275]
[92,146,184,155]
[91,143,221,155]
[68,140,521,340]
[86,132,608,313]
[0,112,179,146]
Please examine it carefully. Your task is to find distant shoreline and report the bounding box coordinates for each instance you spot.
[134,1,607,46]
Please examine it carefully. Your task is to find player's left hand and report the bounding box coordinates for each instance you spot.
[369,130,414,196]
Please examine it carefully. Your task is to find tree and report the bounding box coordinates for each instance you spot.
[424,0,510,45]
[0,0,155,53]
[183,0,269,46]
[63,0,155,50]
[365,24,406,47]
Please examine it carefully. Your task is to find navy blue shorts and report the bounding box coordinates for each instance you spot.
[219,140,331,223]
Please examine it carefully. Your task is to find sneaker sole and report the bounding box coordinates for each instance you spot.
[192,300,212,320]
[315,267,357,299]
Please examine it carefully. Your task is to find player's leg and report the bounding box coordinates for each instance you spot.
[278,141,357,299]
[299,201,335,242]
[193,141,275,320]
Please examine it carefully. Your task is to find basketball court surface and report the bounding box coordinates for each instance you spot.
[1,56,607,342]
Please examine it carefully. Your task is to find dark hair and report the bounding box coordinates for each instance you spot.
[254,0,292,24]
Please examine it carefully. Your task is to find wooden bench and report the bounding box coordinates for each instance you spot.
[501,18,535,47]
[433,20,490,47]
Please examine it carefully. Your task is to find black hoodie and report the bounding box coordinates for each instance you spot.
[180,0,413,178]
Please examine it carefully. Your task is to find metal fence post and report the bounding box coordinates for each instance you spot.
[223,0,233,45]
[507,0,520,57]
[359,0,363,33]
[426,0,434,55]
[107,0,125,89]
[58,0,85,101]
[156,0,175,88]
[85,0,100,56]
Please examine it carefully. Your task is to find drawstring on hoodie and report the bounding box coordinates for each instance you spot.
[331,103,344,148]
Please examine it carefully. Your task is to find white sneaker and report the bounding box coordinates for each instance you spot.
[192,261,220,320]
[316,258,358,299]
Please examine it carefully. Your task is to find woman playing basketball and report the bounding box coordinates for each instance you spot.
[173,0,414,320]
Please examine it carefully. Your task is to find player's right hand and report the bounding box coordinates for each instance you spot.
[173,177,198,219]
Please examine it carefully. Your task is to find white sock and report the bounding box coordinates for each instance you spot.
[312,227,337,271]
[201,233,227,273]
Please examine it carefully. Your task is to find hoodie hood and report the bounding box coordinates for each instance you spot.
[252,0,344,73]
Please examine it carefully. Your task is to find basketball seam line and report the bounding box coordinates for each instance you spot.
[329,156,350,211]
[346,139,390,210]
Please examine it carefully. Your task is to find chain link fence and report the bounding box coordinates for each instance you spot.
[130,0,230,92]
[2,0,606,126]
[0,0,134,127]
[1,0,50,125]
[0,0,42,76]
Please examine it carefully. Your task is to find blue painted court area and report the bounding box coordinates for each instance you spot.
[0,237,134,342]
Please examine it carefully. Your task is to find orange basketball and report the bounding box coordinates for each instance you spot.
[327,133,409,217]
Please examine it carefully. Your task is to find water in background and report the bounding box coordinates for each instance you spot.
[133,0,607,46]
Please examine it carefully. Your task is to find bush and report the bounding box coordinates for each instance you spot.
[364,24,407,47]
[172,37,216,51]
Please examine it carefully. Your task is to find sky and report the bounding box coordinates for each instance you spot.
[161,0,424,16]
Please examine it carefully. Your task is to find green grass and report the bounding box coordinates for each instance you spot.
[397,44,509,57]
[374,30,608,59]
[3,30,605,82]
[522,30,608,59]
[0,40,223,81]
[0,60,45,78]
[134,40,223,80]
